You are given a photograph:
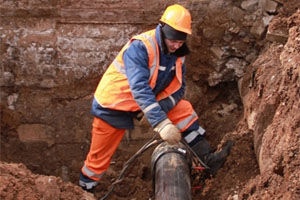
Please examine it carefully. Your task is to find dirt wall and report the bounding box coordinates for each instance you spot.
[238,9,300,199]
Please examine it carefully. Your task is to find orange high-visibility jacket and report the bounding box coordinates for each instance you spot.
[94,29,185,126]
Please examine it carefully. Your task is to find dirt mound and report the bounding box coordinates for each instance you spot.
[0,162,94,200]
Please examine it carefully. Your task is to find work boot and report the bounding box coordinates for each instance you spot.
[79,171,98,193]
[191,139,234,176]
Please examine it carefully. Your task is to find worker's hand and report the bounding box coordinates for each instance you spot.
[154,118,181,145]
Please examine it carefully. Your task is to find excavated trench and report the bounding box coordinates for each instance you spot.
[1,1,300,200]
[0,81,244,200]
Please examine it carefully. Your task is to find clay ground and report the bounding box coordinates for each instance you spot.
[1,0,300,200]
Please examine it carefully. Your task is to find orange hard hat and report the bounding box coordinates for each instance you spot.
[160,4,192,35]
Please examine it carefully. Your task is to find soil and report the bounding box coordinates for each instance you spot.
[0,162,95,200]
[1,2,300,200]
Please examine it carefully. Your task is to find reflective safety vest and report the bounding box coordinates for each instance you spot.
[94,29,185,111]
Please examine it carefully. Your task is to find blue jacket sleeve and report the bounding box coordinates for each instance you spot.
[123,40,167,127]
[158,64,186,113]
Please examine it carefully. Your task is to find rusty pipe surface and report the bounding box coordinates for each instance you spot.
[151,142,192,200]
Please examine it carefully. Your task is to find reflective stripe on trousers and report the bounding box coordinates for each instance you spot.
[167,100,198,132]
[167,99,204,144]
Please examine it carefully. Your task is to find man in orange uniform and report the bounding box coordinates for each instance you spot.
[79,4,233,192]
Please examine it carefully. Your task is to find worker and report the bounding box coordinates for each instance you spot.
[79,4,233,192]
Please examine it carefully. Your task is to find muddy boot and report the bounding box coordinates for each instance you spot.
[191,139,234,176]
[79,171,98,193]
[204,141,234,175]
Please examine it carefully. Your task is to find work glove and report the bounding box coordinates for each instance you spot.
[154,118,181,145]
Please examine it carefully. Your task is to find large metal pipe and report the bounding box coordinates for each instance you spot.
[151,142,192,200]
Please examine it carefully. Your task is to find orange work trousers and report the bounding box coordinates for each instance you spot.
[82,99,197,181]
